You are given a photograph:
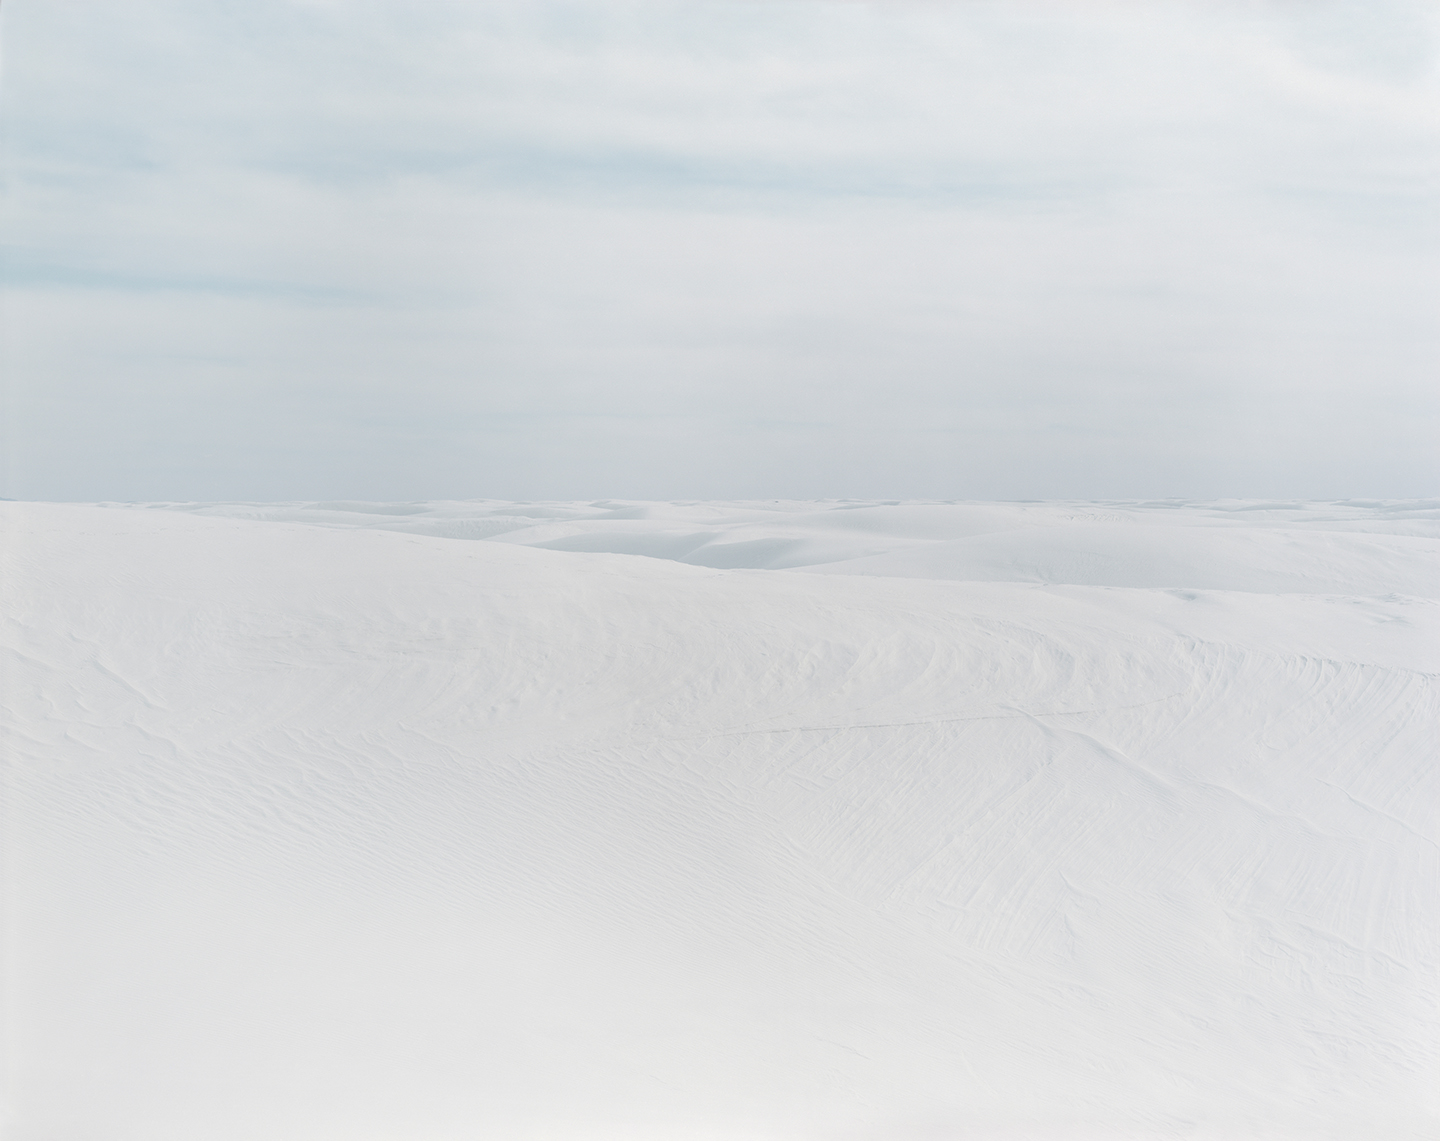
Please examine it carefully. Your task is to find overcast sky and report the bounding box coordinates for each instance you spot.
[3,0,1437,501]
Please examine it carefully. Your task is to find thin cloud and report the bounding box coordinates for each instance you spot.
[2,0,1436,499]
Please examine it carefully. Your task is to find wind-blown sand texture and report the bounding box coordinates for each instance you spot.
[3,499,1436,1140]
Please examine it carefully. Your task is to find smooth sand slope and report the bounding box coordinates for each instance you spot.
[3,500,1437,1140]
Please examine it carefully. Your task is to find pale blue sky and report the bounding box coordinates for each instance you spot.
[3,0,1437,500]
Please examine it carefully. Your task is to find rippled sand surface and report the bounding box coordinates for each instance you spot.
[4,499,1436,1140]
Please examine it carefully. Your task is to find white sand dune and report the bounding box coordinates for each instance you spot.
[158,497,1440,594]
[3,499,1437,1140]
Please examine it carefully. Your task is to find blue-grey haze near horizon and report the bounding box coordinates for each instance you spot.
[1,0,1437,502]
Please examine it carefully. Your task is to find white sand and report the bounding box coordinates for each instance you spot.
[3,499,1436,1140]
